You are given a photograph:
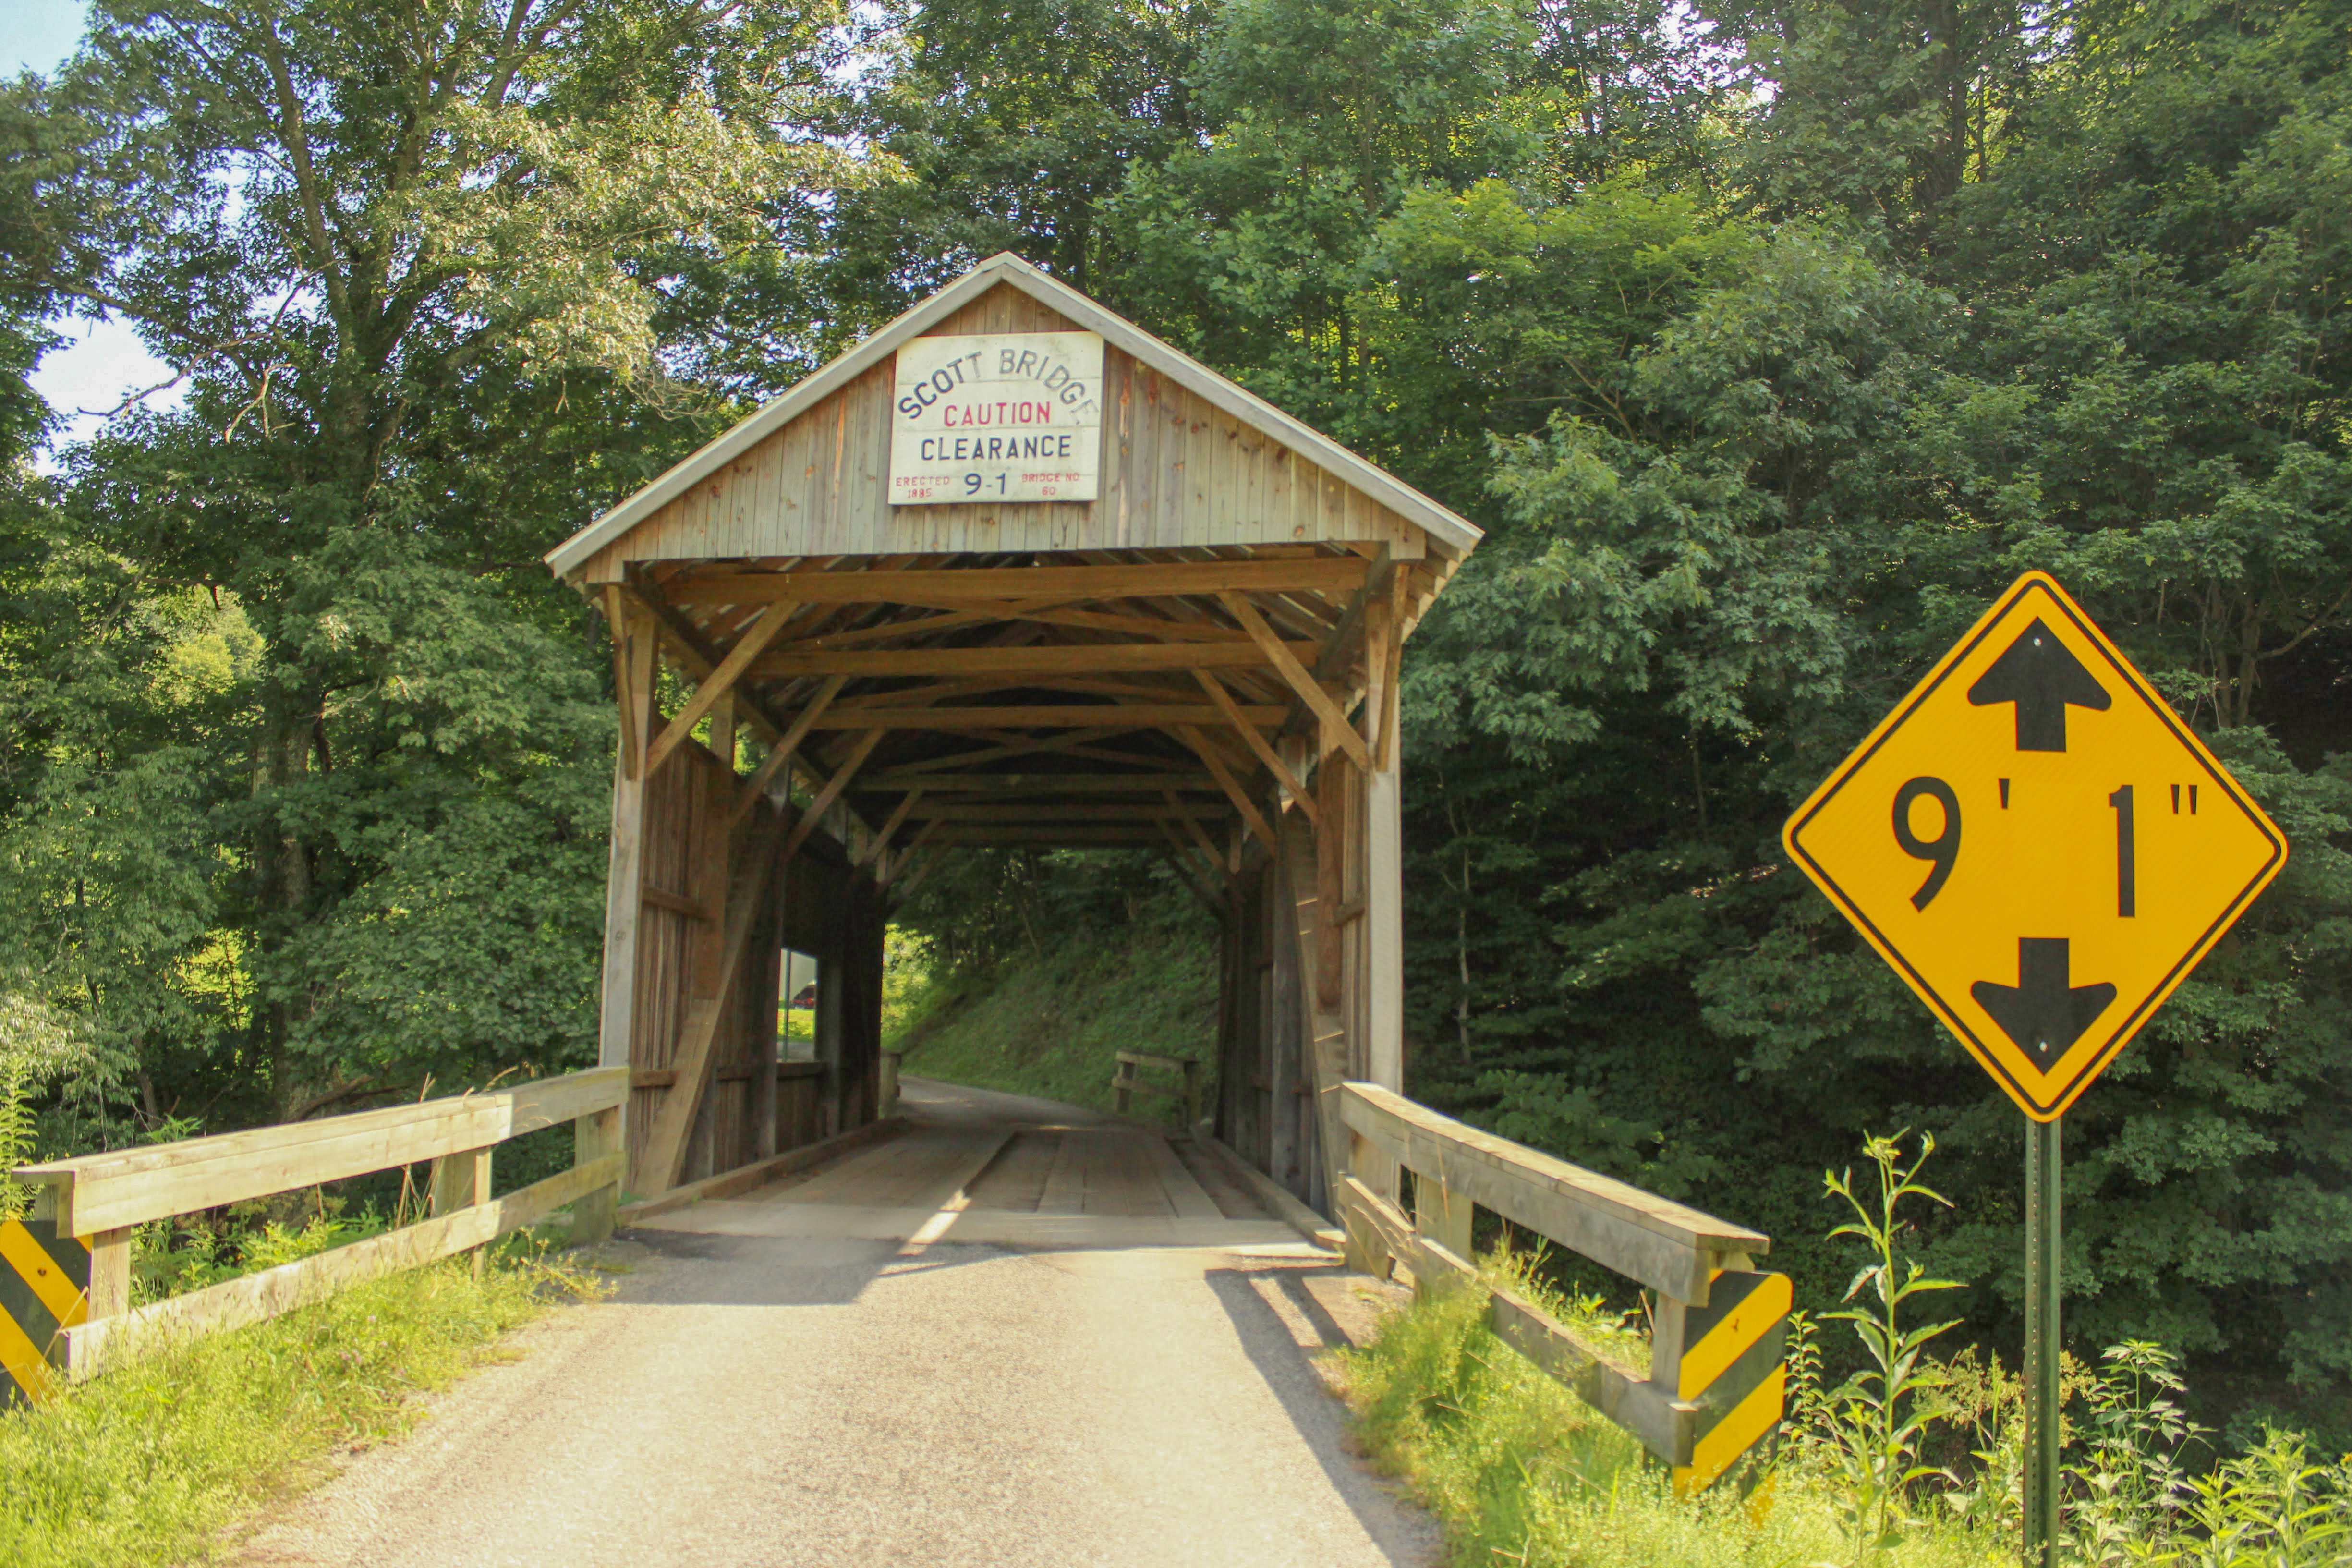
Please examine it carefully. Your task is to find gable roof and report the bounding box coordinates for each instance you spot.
[544,252,1481,579]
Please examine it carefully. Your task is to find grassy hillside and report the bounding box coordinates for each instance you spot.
[885,914,1217,1125]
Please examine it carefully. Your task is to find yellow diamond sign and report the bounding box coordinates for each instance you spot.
[1782,572,2286,1120]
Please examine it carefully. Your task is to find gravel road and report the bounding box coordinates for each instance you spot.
[235,1082,1440,1568]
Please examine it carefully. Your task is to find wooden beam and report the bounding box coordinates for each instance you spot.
[878,728,1130,775]
[893,842,948,900]
[1194,669,1319,827]
[881,817,942,887]
[644,602,791,778]
[809,704,1285,730]
[780,730,887,866]
[928,827,1169,844]
[1172,725,1277,850]
[1155,836,1227,920]
[665,558,1369,607]
[856,789,924,867]
[731,675,848,828]
[899,802,1234,823]
[751,640,1312,680]
[1223,591,1372,770]
[603,584,642,781]
[861,771,1222,794]
[1165,788,1231,870]
[624,578,865,832]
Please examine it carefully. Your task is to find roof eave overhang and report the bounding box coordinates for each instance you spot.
[543,253,1483,582]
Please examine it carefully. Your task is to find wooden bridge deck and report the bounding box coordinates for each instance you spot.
[634,1077,1315,1252]
[239,1079,1435,1568]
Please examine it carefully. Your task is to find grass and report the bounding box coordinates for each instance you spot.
[1338,1265,2013,1568]
[884,917,1216,1123]
[0,1236,598,1568]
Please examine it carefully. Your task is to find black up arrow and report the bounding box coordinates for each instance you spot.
[1970,938,2116,1068]
[1966,618,2110,751]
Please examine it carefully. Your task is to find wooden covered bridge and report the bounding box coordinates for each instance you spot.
[544,252,1473,1214]
[6,255,1792,1561]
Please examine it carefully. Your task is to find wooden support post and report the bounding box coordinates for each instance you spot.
[572,1106,620,1244]
[85,1227,132,1323]
[1113,1057,1136,1116]
[1182,1059,1203,1130]
[1367,680,1404,1093]
[431,1145,493,1274]
[1414,1167,1474,1265]
[597,603,660,1070]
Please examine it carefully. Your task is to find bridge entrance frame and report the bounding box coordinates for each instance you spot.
[544,253,1479,1211]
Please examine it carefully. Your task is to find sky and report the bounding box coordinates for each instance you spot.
[5,0,182,451]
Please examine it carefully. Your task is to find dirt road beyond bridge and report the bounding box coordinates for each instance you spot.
[240,1080,1439,1568]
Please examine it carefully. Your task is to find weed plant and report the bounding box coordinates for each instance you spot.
[0,1236,597,1568]
[1339,1130,2352,1568]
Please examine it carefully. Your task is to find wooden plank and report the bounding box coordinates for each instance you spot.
[58,1153,624,1378]
[751,640,1313,680]
[1195,1136,1341,1250]
[1489,1287,1694,1466]
[19,1069,628,1238]
[664,558,1369,606]
[809,704,1285,730]
[1141,1134,1225,1221]
[1223,591,1371,769]
[1337,1082,1767,1305]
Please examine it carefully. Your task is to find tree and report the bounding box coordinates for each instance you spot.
[0,0,888,1129]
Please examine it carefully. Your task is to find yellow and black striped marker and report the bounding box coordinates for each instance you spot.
[0,1217,89,1407]
[1672,1268,1791,1495]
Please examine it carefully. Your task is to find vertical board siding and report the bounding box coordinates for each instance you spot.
[598,283,1425,561]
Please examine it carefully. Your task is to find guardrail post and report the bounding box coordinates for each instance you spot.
[572,1106,621,1245]
[879,1050,902,1116]
[431,1146,493,1276]
[1180,1059,1202,1129]
[1413,1168,1472,1264]
[1112,1057,1135,1116]
[86,1222,131,1324]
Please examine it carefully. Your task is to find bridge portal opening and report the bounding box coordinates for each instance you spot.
[545,254,1477,1211]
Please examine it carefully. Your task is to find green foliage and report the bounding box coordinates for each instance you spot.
[0,1242,594,1568]
[888,887,1218,1124]
[1341,1134,2352,1567]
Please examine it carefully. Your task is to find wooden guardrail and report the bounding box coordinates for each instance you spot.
[1337,1082,1790,1493]
[12,1066,625,1381]
[1111,1050,1203,1126]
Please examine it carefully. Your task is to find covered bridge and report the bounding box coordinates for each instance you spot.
[542,252,1480,1214]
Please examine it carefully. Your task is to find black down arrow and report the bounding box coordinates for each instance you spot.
[1971,938,2116,1068]
[1966,618,2110,751]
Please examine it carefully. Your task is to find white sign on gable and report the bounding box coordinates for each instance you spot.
[889,331,1104,506]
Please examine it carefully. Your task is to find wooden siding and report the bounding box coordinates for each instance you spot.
[582,284,1426,574]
